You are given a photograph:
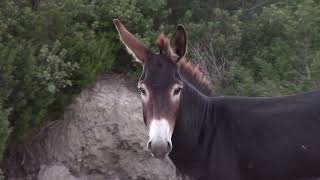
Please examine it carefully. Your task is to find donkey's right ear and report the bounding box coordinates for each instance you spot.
[170,25,187,63]
[113,19,150,64]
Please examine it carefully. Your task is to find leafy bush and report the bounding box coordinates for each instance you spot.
[0,0,169,159]
[0,106,10,160]
[245,0,320,95]
[37,40,79,93]
[181,0,320,96]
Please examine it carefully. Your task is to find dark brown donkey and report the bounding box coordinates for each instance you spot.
[113,19,320,180]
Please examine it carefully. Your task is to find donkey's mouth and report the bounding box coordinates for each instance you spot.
[150,151,170,159]
[147,140,172,159]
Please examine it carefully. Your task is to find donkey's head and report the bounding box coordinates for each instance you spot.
[114,19,187,159]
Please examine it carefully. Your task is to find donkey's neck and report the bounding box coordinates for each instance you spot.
[169,82,216,178]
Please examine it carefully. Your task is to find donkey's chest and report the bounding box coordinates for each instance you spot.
[171,158,207,180]
[169,147,211,180]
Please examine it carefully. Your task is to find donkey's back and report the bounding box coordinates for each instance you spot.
[213,90,320,180]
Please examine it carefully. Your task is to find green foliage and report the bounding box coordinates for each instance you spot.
[184,8,242,61]
[178,0,320,96]
[0,106,11,160]
[239,0,320,95]
[37,40,79,93]
[0,0,168,158]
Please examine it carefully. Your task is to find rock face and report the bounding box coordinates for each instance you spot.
[5,74,177,180]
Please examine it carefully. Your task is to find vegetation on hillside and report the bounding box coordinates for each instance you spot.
[0,0,319,160]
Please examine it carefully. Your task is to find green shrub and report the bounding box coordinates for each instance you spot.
[179,0,320,96]
[0,106,11,160]
[0,0,168,155]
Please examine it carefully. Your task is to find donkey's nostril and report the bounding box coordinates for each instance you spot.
[167,141,173,153]
[147,141,152,151]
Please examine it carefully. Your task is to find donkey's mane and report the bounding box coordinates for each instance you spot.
[156,34,213,96]
[179,59,213,96]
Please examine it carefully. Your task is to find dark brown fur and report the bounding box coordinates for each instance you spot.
[114,19,320,180]
[156,34,212,96]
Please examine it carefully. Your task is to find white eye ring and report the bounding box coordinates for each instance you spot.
[173,87,182,96]
[172,84,183,97]
[139,87,146,96]
[138,83,148,101]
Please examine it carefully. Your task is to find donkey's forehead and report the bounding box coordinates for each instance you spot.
[148,54,175,69]
[141,54,178,85]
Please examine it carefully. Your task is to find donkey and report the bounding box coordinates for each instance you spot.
[113,19,320,180]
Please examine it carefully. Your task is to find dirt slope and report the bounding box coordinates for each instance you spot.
[4,74,177,180]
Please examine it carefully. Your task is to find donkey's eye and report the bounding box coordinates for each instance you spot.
[139,87,146,95]
[173,87,182,96]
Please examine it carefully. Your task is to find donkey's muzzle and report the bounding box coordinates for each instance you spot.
[147,140,172,159]
[147,119,173,159]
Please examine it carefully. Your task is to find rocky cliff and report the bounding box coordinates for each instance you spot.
[4,74,177,180]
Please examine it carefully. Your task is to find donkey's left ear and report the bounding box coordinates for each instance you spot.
[113,19,150,64]
[170,25,187,63]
